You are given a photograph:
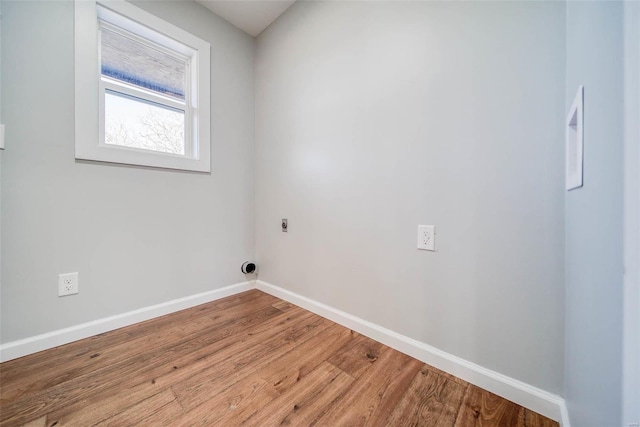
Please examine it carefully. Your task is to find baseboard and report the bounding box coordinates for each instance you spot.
[559,400,571,427]
[256,279,569,426]
[0,280,254,363]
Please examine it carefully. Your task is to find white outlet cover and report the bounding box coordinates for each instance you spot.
[58,272,79,296]
[418,225,435,251]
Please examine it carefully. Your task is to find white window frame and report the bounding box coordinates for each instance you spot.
[75,0,211,172]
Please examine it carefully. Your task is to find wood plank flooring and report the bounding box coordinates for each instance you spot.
[0,290,558,427]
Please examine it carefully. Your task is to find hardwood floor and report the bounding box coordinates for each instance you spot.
[0,290,558,427]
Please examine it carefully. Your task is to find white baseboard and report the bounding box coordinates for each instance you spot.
[256,279,569,426]
[560,400,571,427]
[0,280,254,363]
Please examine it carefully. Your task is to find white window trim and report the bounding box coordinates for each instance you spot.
[75,0,211,172]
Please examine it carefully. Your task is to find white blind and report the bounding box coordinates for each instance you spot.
[100,24,186,101]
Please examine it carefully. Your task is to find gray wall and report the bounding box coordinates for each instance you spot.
[623,2,640,423]
[0,0,255,343]
[0,1,3,339]
[254,1,566,394]
[0,0,4,342]
[564,2,625,426]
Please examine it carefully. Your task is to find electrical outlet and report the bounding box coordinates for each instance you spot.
[417,225,435,251]
[282,218,288,232]
[58,272,79,296]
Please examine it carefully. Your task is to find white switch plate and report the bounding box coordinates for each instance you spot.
[417,225,435,251]
[0,124,5,150]
[58,272,79,296]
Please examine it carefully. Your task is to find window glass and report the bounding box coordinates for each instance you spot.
[104,90,185,155]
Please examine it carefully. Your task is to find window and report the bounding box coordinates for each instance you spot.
[75,0,211,172]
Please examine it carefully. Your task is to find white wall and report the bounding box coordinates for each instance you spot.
[255,1,566,394]
[564,2,625,426]
[623,1,639,425]
[0,0,3,340]
[0,0,255,343]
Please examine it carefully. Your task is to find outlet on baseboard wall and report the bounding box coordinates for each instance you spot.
[58,272,79,296]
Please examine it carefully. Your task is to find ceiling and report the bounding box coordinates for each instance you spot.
[196,0,297,37]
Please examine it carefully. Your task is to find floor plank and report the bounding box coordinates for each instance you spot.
[385,365,467,426]
[173,378,277,427]
[168,311,330,417]
[241,361,354,426]
[93,388,180,427]
[315,347,423,426]
[326,332,387,379]
[19,417,46,427]
[454,384,525,427]
[257,324,354,395]
[168,323,354,426]
[0,290,559,427]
